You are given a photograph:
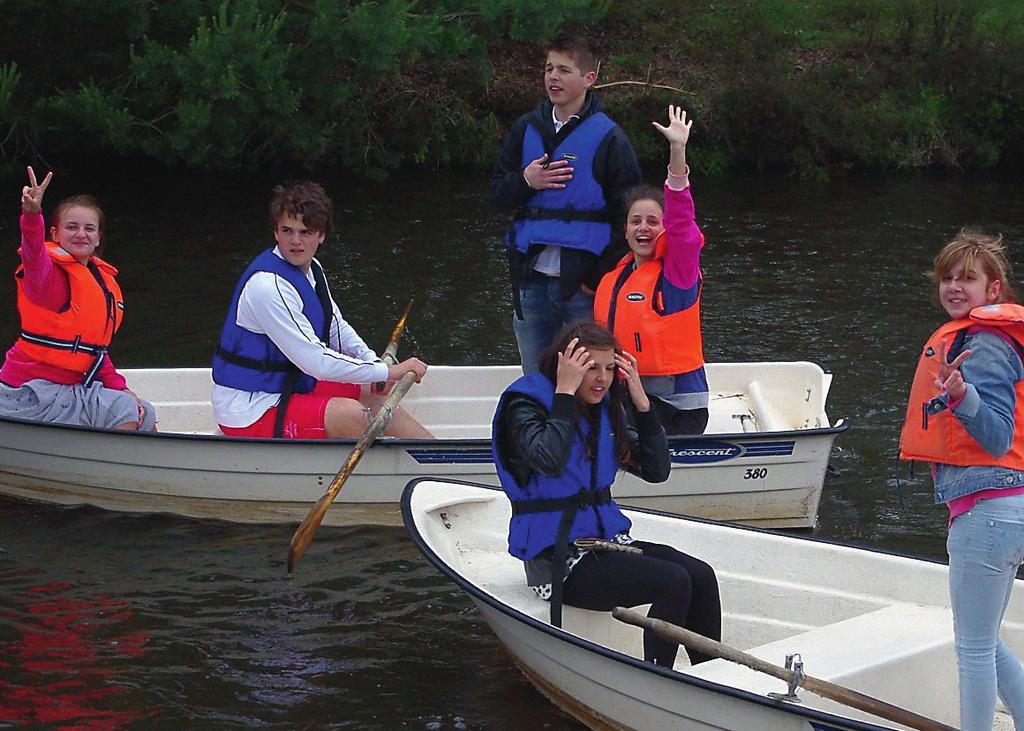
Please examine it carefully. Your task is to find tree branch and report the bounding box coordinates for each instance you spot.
[594,80,695,96]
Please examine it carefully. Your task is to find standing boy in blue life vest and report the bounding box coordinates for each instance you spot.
[490,34,641,374]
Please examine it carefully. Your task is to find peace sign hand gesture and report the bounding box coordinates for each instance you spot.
[934,341,971,402]
[21,166,53,215]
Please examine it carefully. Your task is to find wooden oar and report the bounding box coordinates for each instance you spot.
[612,607,958,731]
[287,369,418,573]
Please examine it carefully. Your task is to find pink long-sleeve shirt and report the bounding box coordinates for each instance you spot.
[658,167,703,310]
[0,212,126,389]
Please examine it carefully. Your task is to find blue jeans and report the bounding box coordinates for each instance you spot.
[513,272,595,374]
[948,493,1024,730]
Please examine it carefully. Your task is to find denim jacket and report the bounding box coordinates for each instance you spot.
[933,329,1024,503]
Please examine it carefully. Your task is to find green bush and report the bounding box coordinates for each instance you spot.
[1,0,1022,177]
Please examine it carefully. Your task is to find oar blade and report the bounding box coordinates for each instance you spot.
[287,370,419,572]
[287,492,335,573]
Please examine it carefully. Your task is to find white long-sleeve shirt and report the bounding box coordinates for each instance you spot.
[212,249,389,428]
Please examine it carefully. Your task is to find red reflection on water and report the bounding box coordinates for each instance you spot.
[0,581,149,729]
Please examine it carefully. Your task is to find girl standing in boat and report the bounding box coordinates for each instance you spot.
[900,230,1024,730]
[594,105,708,435]
[0,167,156,431]
[492,321,721,667]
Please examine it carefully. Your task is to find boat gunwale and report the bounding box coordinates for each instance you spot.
[0,412,851,447]
[400,477,948,731]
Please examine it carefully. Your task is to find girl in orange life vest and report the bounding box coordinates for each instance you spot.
[594,105,708,436]
[899,230,1024,730]
[0,167,156,431]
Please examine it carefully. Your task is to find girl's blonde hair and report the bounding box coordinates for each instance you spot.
[931,228,1017,303]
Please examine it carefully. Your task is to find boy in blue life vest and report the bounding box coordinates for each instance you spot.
[490,34,641,374]
[212,181,431,440]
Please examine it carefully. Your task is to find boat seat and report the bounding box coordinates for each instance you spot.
[688,603,957,721]
[503,586,649,655]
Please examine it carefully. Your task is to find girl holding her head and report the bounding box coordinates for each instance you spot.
[492,321,721,667]
[594,105,708,436]
[899,229,1024,729]
[0,167,156,430]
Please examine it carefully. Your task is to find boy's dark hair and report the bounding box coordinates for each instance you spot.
[269,181,333,237]
[545,34,599,75]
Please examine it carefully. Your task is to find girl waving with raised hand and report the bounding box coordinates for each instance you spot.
[594,105,709,436]
[899,229,1024,729]
[0,166,156,431]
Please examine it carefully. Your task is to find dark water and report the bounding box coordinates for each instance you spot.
[0,169,1022,729]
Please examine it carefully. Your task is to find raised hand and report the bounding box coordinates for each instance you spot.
[615,350,651,412]
[555,338,594,395]
[652,105,691,177]
[934,341,971,401]
[652,105,692,149]
[21,166,53,215]
[523,154,573,190]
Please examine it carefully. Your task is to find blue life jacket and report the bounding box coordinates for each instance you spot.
[492,372,629,561]
[212,248,330,395]
[506,113,618,256]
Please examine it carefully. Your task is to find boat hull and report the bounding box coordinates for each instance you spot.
[402,479,1024,731]
[0,419,843,528]
[480,599,867,730]
[0,364,846,527]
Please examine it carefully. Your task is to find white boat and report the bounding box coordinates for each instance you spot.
[402,478,1022,731]
[0,362,846,528]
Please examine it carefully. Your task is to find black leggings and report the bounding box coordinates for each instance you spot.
[561,540,721,666]
[650,398,709,436]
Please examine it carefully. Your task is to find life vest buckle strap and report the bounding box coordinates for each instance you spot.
[515,206,612,224]
[20,330,103,355]
[81,347,108,387]
[510,485,613,515]
[543,486,613,629]
[214,347,297,373]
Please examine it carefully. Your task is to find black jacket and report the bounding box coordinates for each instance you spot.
[489,91,641,307]
[494,391,671,488]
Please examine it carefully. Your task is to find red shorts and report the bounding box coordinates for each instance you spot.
[220,381,362,439]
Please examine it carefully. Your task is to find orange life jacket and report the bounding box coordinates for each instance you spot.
[593,231,704,376]
[899,303,1024,468]
[15,242,124,382]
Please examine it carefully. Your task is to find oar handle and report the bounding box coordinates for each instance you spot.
[612,608,958,731]
[288,370,418,572]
